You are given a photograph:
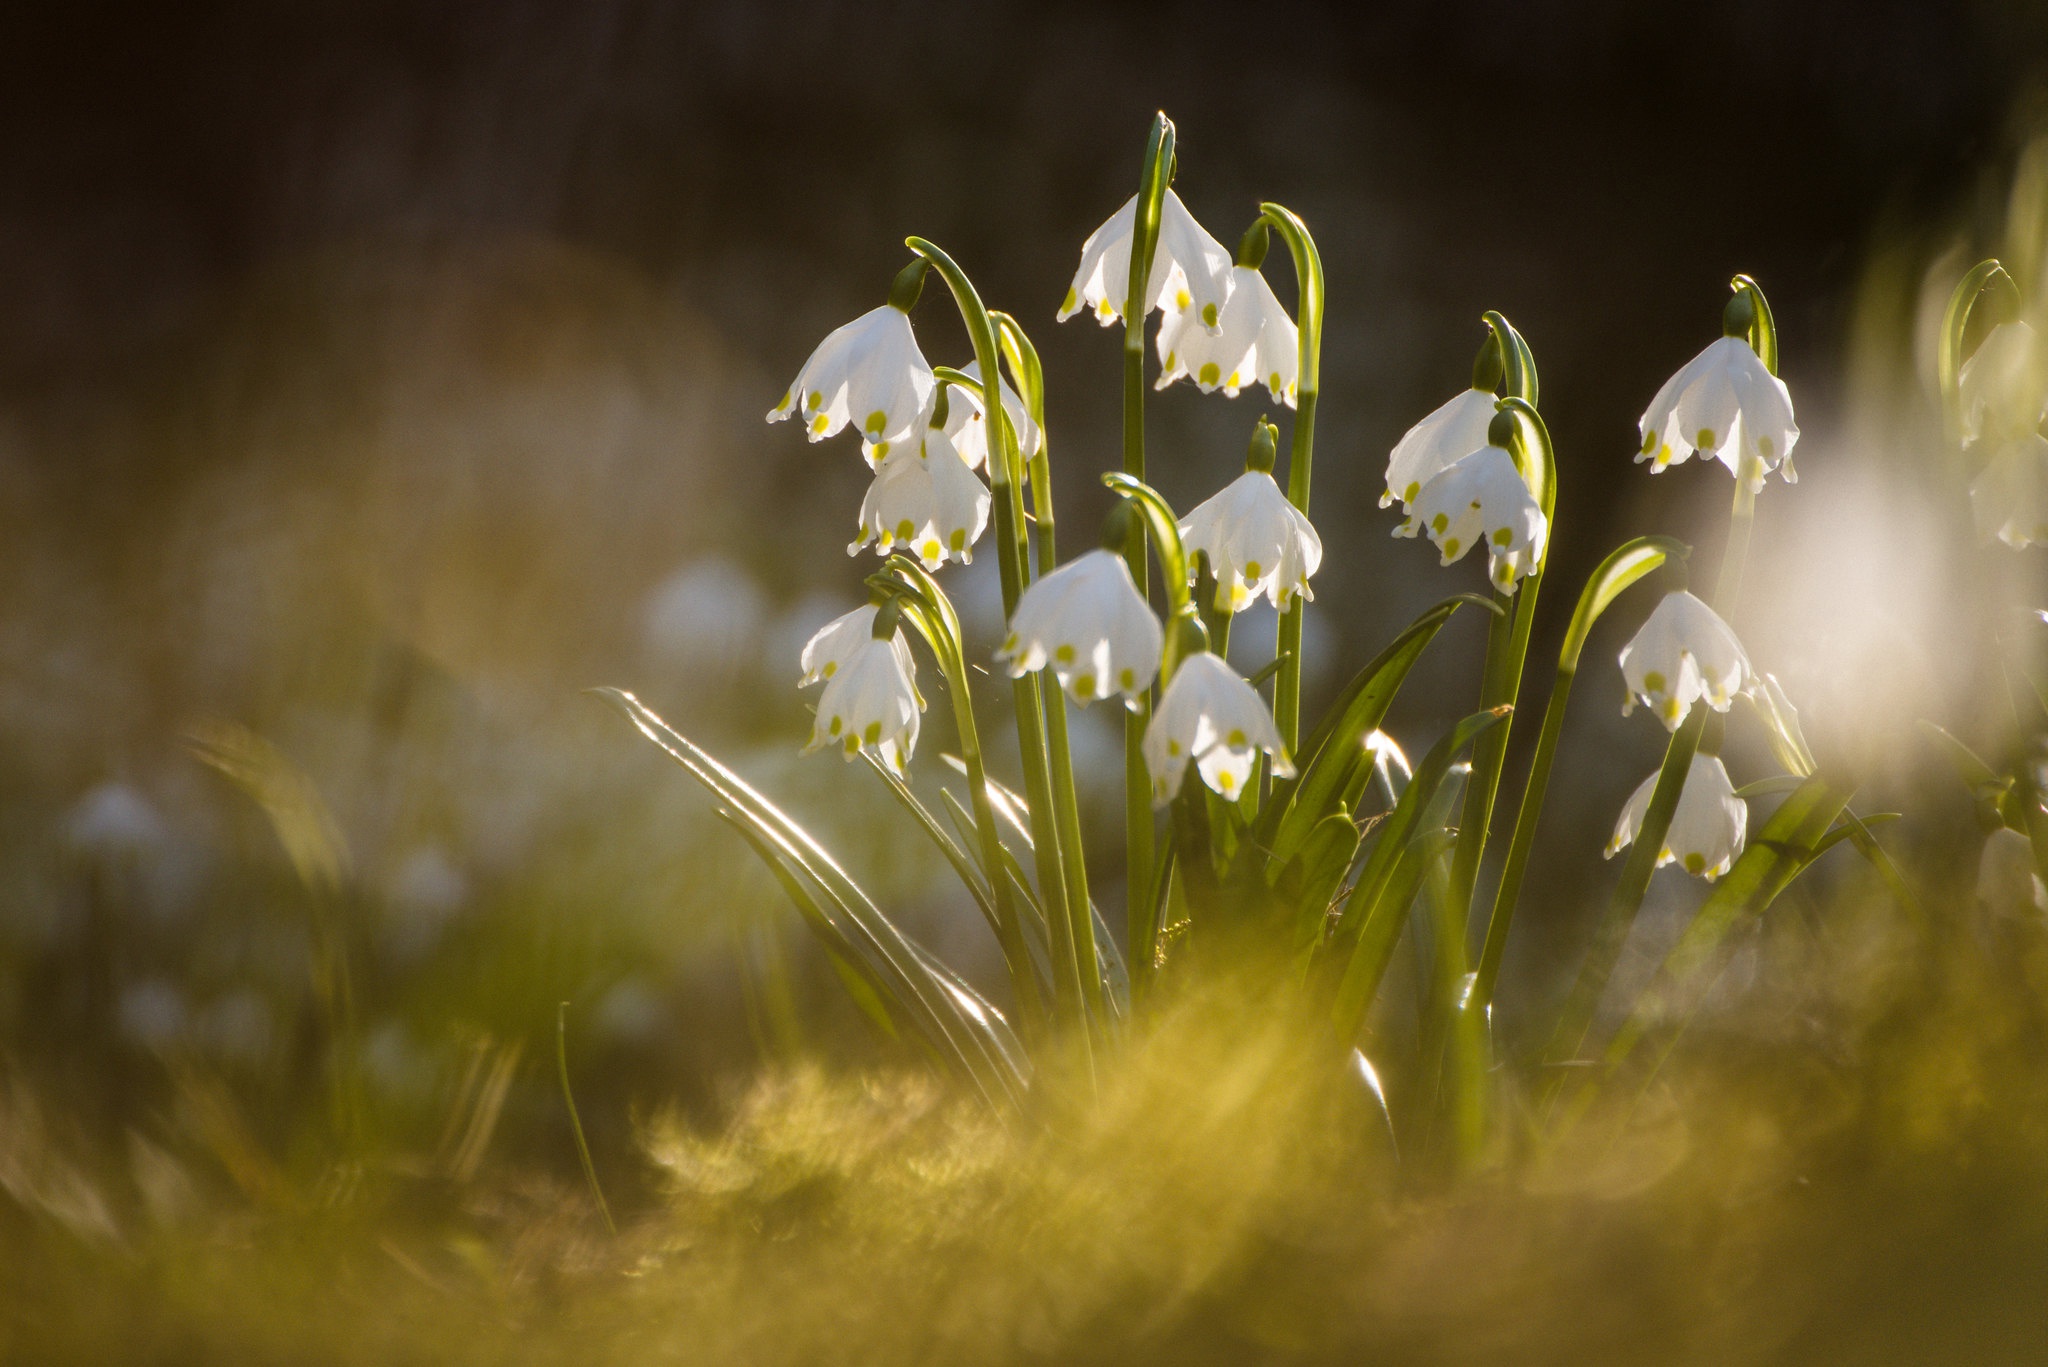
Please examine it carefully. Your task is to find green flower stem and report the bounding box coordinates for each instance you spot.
[1259,203,1325,753]
[1121,114,1175,970]
[875,563,1047,1041]
[901,243,1081,1046]
[1938,259,2018,452]
[1469,537,1686,1011]
[996,311,1105,1033]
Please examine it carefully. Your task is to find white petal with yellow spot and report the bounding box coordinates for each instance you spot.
[1617,590,1753,732]
[1392,445,1547,592]
[1142,652,1293,805]
[1605,752,1747,880]
[1057,190,1234,332]
[1154,264,1298,406]
[1178,469,1323,612]
[1383,387,1497,511]
[848,429,991,571]
[803,632,922,774]
[768,303,936,454]
[798,604,915,687]
[995,549,1163,705]
[1636,335,1798,489]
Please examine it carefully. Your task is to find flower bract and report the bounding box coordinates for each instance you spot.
[848,429,991,571]
[1178,470,1323,611]
[1618,590,1754,731]
[798,604,915,687]
[1969,434,2048,549]
[995,549,1162,705]
[1058,190,1234,332]
[1637,335,1799,488]
[769,303,935,455]
[1392,445,1547,591]
[1605,752,1747,880]
[803,631,922,773]
[1155,264,1298,406]
[1958,321,2046,447]
[1143,652,1294,804]
[1382,387,1497,510]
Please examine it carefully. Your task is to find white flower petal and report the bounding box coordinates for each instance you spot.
[1605,753,1747,880]
[771,304,936,449]
[1394,445,1546,588]
[1178,470,1323,613]
[1059,190,1234,330]
[1384,388,1497,510]
[803,632,923,770]
[996,549,1163,704]
[1637,335,1798,487]
[1617,591,1754,731]
[1143,652,1292,805]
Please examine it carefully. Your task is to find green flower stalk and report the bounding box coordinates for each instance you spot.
[1257,203,1325,754]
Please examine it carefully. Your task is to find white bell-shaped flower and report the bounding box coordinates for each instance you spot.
[1392,445,1547,592]
[1958,321,2046,446]
[769,303,935,455]
[1969,434,2048,549]
[1637,335,1799,488]
[1179,470,1322,612]
[798,604,915,688]
[803,630,922,774]
[1977,827,2047,922]
[1155,265,1298,406]
[1605,752,1747,880]
[848,428,991,571]
[1143,651,1294,804]
[996,548,1162,705]
[1618,590,1754,731]
[1383,388,1497,511]
[921,361,1040,473]
[1058,190,1234,332]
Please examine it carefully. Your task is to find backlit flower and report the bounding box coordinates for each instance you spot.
[803,628,922,774]
[1977,827,2047,922]
[769,303,935,456]
[1637,335,1799,488]
[1382,388,1497,511]
[1179,470,1322,612]
[1958,321,2046,446]
[1154,265,1298,406]
[996,548,1162,705]
[1969,434,2048,549]
[797,604,915,687]
[1058,190,1234,331]
[1605,752,1747,880]
[926,361,1040,472]
[1143,651,1293,804]
[1618,591,1753,731]
[1393,444,1547,592]
[848,428,991,571]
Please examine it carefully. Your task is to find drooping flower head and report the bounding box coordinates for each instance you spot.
[1606,752,1747,880]
[798,602,915,687]
[769,261,936,459]
[1393,410,1547,592]
[1637,295,1798,488]
[928,362,1041,472]
[1383,387,1497,512]
[848,427,991,571]
[1618,590,1754,730]
[996,503,1163,705]
[1179,418,1322,612]
[1155,260,1298,407]
[802,601,922,774]
[1143,633,1293,804]
[1970,433,2048,549]
[1958,320,2047,447]
[1058,189,1234,332]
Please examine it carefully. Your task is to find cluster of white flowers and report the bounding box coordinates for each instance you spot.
[764,186,1314,804]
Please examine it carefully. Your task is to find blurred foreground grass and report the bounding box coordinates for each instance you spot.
[5,899,2046,1366]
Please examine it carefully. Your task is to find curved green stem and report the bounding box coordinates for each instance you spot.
[1260,203,1325,753]
[1938,259,2019,448]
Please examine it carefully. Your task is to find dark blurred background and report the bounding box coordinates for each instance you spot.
[2,0,2044,1176]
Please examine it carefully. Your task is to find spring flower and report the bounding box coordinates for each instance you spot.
[996,548,1162,705]
[1393,444,1547,592]
[1637,335,1799,488]
[1976,827,2047,922]
[1968,434,2048,549]
[1958,321,2045,446]
[798,604,914,687]
[1058,190,1234,332]
[930,361,1041,472]
[849,428,991,571]
[769,303,935,456]
[1618,591,1754,731]
[1179,470,1322,612]
[803,622,922,773]
[1382,388,1498,511]
[1143,651,1294,804]
[1605,752,1747,880]
[1154,264,1298,406]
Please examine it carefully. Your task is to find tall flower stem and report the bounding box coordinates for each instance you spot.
[908,240,1086,1049]
[1259,203,1325,754]
[997,312,1104,1032]
[1121,114,1175,982]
